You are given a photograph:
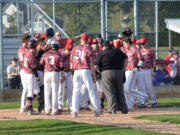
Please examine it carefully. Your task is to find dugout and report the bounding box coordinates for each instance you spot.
[165,18,180,48]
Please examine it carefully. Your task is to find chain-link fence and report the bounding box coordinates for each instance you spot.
[1,0,180,89]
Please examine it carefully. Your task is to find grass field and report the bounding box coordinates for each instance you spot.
[135,114,180,124]
[0,119,172,135]
[0,98,180,109]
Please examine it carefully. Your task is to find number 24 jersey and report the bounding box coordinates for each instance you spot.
[70,45,93,70]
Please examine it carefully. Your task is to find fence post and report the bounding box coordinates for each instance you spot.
[27,3,30,33]
[155,0,159,58]
[0,0,4,90]
[169,29,172,48]
[53,0,56,32]
[31,1,34,37]
[134,0,138,38]
[105,0,108,41]
[101,0,105,40]
[16,0,20,38]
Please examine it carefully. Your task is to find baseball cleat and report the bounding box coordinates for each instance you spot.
[72,112,78,118]
[151,103,158,108]
[94,111,104,117]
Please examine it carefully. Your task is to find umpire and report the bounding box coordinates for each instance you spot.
[95,41,128,114]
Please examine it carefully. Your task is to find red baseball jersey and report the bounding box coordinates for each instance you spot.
[140,48,155,69]
[61,50,70,72]
[122,47,140,70]
[23,51,38,74]
[18,46,27,70]
[56,39,67,49]
[40,50,63,72]
[70,45,93,70]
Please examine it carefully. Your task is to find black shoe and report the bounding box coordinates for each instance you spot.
[121,110,128,114]
[58,109,63,113]
[152,103,158,108]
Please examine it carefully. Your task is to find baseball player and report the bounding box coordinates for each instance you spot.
[122,38,148,110]
[139,38,158,108]
[40,40,64,115]
[19,34,31,113]
[70,34,102,118]
[58,42,73,112]
[23,39,40,114]
[36,38,47,112]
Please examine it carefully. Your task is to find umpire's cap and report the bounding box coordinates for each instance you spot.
[46,28,54,37]
[51,40,60,49]
[27,39,37,49]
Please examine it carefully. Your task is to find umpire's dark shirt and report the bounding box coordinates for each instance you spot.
[95,48,127,71]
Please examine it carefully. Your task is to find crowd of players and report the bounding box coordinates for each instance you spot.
[18,27,169,117]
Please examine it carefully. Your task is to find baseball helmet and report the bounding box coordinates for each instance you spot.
[46,28,54,37]
[51,40,60,49]
[122,27,133,37]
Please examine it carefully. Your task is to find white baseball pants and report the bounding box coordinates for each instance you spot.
[44,72,59,114]
[79,84,89,109]
[58,72,73,110]
[141,69,157,104]
[72,69,100,113]
[20,70,40,111]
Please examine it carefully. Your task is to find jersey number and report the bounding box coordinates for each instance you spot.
[74,50,85,60]
[49,56,55,65]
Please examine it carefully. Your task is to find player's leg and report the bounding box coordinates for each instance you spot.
[137,71,148,107]
[44,72,52,114]
[58,72,65,111]
[72,70,83,114]
[124,70,147,99]
[37,71,44,112]
[65,72,73,110]
[79,84,89,109]
[51,72,59,114]
[82,69,101,113]
[143,69,157,105]
[20,70,28,113]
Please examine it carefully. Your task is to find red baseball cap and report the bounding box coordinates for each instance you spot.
[139,38,148,44]
[115,40,123,48]
[41,33,46,38]
[136,39,140,45]
[92,38,98,44]
[67,38,74,43]
[81,34,88,40]
[65,43,73,50]
[131,38,136,44]
[35,33,41,38]
[87,37,93,44]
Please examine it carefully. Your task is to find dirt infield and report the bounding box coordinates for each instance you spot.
[0,108,180,135]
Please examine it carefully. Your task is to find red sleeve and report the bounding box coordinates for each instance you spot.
[59,38,68,48]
